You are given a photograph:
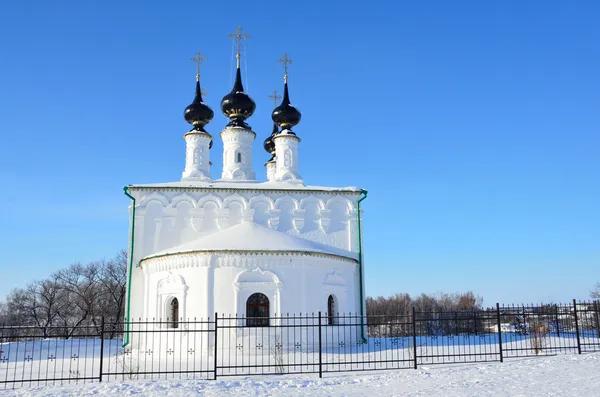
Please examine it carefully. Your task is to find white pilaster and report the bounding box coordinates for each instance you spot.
[181,132,212,182]
[221,127,256,181]
[273,130,302,184]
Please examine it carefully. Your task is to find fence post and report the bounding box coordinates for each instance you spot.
[214,313,218,380]
[318,311,323,378]
[573,299,581,354]
[595,301,600,339]
[555,304,561,337]
[98,317,105,382]
[496,303,503,363]
[412,307,418,369]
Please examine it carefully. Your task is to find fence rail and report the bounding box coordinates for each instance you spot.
[1,299,599,389]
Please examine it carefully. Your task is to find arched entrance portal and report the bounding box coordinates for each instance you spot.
[246,293,270,327]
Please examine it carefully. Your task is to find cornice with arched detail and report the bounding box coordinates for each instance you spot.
[169,193,197,209]
[138,192,170,208]
[248,194,275,211]
[274,195,300,211]
[128,185,362,197]
[223,193,247,210]
[299,195,326,211]
[325,196,355,213]
[197,193,223,209]
[140,250,357,274]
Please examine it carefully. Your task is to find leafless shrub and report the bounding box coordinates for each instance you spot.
[528,319,549,354]
[270,334,285,374]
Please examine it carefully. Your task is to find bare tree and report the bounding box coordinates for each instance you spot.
[97,250,127,321]
[457,291,483,310]
[1,250,127,339]
[591,283,600,299]
[5,277,70,337]
[367,291,485,337]
[54,262,104,335]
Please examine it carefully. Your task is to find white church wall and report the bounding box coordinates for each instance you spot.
[126,187,363,324]
[128,265,145,321]
[126,250,363,351]
[137,252,359,320]
[129,188,360,264]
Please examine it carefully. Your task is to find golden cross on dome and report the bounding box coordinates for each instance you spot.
[268,89,281,108]
[190,51,207,80]
[228,26,250,61]
[279,53,292,82]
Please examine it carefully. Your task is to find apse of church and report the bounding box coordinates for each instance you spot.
[124,27,367,329]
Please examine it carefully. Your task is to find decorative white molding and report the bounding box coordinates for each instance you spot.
[300,196,325,211]
[138,192,169,209]
[223,193,247,210]
[170,193,197,209]
[234,267,282,321]
[323,270,346,287]
[141,251,357,275]
[248,194,275,211]
[156,271,189,324]
[274,195,300,211]
[234,267,282,286]
[197,193,223,209]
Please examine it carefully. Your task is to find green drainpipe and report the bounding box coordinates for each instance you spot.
[122,186,136,348]
[357,189,368,342]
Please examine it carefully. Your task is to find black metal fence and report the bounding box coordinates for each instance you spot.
[1,300,599,389]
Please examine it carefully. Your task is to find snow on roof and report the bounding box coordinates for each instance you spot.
[128,180,362,193]
[144,222,358,261]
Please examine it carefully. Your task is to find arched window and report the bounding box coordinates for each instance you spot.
[328,295,337,325]
[246,293,269,327]
[170,298,179,328]
[236,152,242,163]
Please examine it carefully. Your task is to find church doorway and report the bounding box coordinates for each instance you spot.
[169,297,179,328]
[327,295,337,325]
[246,293,269,327]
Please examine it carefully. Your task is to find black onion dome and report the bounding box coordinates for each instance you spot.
[221,67,256,129]
[184,80,214,132]
[263,123,278,161]
[272,80,301,131]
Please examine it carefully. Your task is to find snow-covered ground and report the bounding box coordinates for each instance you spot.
[3,352,599,396]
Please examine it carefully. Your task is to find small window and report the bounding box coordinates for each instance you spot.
[170,298,179,328]
[328,295,337,325]
[246,293,269,327]
[236,152,242,163]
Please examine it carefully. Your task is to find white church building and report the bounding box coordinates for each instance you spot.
[123,33,367,334]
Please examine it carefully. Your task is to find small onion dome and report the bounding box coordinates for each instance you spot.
[271,79,301,131]
[220,66,256,129]
[183,79,214,132]
[263,123,278,161]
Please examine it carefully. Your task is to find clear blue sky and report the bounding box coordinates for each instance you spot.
[1,0,598,306]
